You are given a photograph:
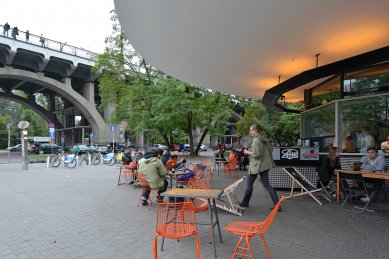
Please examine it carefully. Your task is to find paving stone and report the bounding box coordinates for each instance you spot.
[0,160,388,259]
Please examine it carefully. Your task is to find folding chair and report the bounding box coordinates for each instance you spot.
[282,167,331,206]
[339,172,379,214]
[224,196,284,259]
[153,202,200,259]
[216,176,246,216]
[314,169,335,201]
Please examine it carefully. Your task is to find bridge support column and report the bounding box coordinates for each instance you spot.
[82,82,95,102]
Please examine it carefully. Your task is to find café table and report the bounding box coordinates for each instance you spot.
[162,188,223,258]
[335,169,389,203]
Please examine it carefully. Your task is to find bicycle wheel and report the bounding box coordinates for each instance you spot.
[50,155,61,167]
[79,156,88,166]
[108,157,116,166]
[92,155,101,165]
[66,157,77,168]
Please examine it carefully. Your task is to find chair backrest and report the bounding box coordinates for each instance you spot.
[136,172,151,189]
[155,202,197,235]
[257,195,284,234]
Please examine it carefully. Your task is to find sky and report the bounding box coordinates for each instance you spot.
[3,0,115,53]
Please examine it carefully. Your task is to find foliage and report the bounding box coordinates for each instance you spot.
[236,101,302,146]
[94,11,233,155]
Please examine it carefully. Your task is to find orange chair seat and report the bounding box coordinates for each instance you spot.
[157,223,196,239]
[224,221,263,236]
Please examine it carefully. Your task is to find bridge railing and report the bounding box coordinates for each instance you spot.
[1,25,98,61]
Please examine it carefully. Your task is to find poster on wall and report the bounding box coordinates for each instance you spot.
[300,148,319,160]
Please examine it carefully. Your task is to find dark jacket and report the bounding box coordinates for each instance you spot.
[318,156,341,184]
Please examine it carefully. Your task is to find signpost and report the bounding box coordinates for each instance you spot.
[110,124,115,152]
[17,121,29,170]
[7,123,12,164]
[49,123,55,153]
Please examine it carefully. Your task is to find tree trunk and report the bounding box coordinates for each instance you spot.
[195,128,208,156]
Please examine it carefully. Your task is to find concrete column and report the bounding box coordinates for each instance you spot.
[82,127,85,145]
[82,82,94,102]
[47,95,55,112]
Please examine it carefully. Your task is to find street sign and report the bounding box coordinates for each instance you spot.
[49,128,55,133]
[119,125,123,139]
[6,123,11,129]
[110,124,116,133]
[49,132,55,138]
[90,132,94,139]
[17,121,29,129]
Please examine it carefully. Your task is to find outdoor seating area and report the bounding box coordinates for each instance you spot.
[1,161,389,258]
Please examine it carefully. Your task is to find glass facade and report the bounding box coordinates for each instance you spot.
[301,103,335,152]
[302,93,389,153]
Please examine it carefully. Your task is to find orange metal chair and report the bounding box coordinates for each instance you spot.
[224,196,285,258]
[153,202,200,259]
[224,157,238,177]
[187,178,211,213]
[136,172,161,209]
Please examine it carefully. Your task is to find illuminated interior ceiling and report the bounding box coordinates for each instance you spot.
[114,0,389,102]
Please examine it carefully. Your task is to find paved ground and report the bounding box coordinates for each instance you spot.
[0,158,388,259]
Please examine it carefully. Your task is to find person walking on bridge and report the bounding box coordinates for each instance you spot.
[3,22,10,37]
[40,34,45,47]
[25,30,30,42]
[11,26,19,40]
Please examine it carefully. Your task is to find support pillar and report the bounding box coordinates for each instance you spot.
[82,82,95,102]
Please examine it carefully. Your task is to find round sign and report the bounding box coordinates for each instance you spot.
[17,121,30,129]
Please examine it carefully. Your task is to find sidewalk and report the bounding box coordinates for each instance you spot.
[0,161,388,258]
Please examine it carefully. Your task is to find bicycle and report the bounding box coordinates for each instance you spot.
[49,152,78,168]
[91,152,121,166]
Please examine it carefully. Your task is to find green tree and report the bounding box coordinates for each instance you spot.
[236,102,270,136]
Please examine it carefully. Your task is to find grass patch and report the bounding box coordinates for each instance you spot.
[29,154,49,159]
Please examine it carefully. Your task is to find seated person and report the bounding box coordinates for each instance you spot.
[160,148,171,165]
[317,146,341,188]
[133,148,144,162]
[121,148,133,165]
[172,158,187,170]
[237,147,249,170]
[214,149,226,162]
[229,149,238,163]
[165,154,178,171]
[138,151,168,205]
[359,147,386,202]
[121,148,136,184]
[381,133,389,153]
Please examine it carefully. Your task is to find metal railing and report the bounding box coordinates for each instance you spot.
[1,24,98,60]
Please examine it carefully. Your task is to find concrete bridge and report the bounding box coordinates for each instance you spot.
[0,29,116,145]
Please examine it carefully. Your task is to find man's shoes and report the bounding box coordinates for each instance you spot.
[141,200,149,206]
[239,202,249,208]
[269,206,283,212]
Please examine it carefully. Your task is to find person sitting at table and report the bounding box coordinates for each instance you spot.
[360,146,386,202]
[138,151,168,205]
[160,148,171,165]
[317,146,341,188]
[214,149,226,162]
[165,154,178,171]
[237,147,249,170]
[380,133,389,153]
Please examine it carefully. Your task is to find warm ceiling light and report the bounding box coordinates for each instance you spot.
[323,25,386,54]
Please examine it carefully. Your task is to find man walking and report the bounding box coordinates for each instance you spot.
[239,124,281,211]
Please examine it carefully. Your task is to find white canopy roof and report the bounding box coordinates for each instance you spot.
[114,0,389,102]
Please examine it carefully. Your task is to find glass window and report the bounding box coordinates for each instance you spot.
[339,95,389,153]
[301,103,335,152]
[343,67,389,97]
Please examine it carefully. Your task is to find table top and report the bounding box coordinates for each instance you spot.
[162,188,223,199]
[336,169,389,180]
